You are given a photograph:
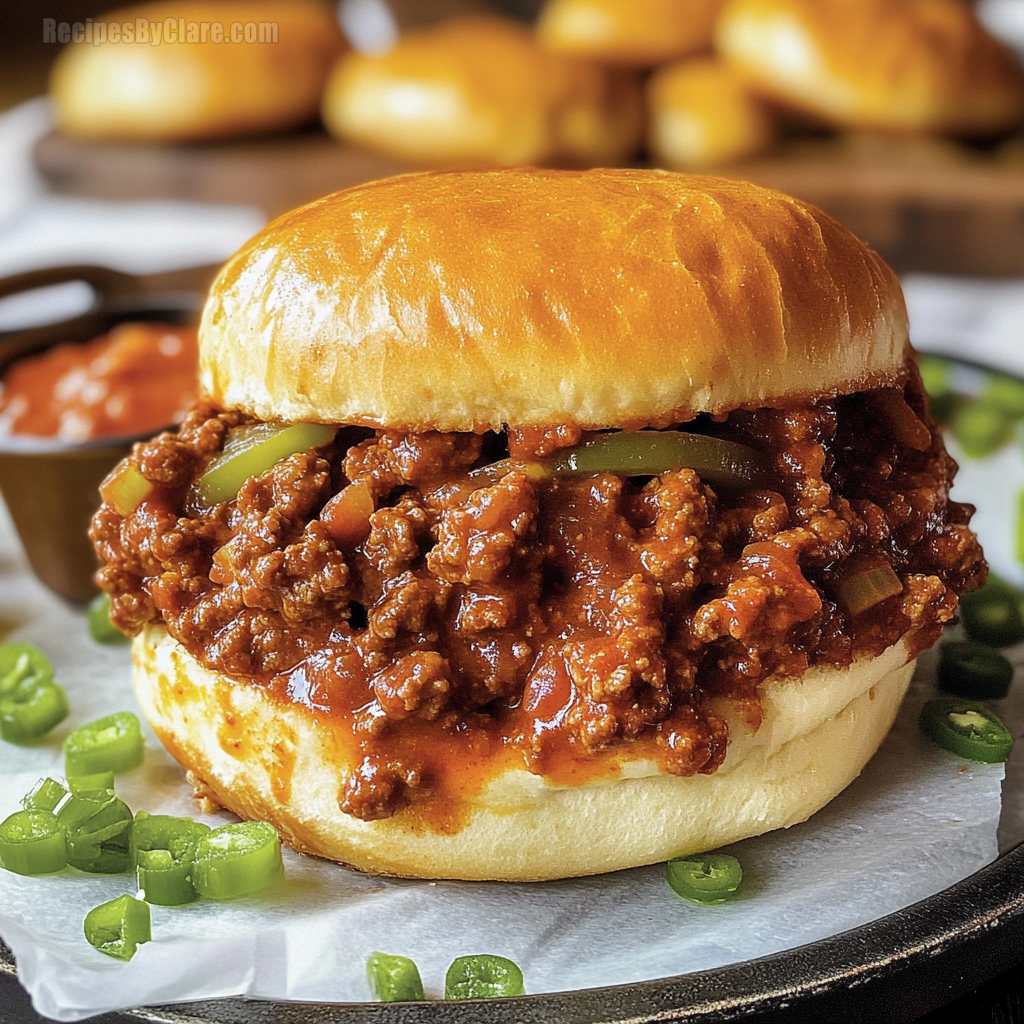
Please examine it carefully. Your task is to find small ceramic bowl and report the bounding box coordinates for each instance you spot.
[0,263,217,602]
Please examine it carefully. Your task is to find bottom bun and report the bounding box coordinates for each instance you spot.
[133,624,915,881]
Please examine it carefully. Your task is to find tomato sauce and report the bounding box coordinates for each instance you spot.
[0,322,198,441]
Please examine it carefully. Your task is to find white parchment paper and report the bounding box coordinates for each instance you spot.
[0,493,1012,1022]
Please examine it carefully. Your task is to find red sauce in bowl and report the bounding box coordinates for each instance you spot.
[0,322,198,442]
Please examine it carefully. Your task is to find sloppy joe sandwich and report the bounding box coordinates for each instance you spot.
[91,169,985,881]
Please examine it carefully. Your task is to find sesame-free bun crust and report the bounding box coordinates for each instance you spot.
[199,168,908,432]
[51,0,345,142]
[321,16,643,168]
[537,0,724,66]
[134,623,914,881]
[716,0,1024,136]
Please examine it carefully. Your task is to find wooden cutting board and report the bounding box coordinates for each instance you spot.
[34,129,1024,277]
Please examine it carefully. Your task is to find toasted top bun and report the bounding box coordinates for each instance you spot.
[537,0,724,66]
[51,0,345,142]
[135,622,915,880]
[647,57,778,169]
[716,0,1024,136]
[200,168,908,432]
[321,16,643,168]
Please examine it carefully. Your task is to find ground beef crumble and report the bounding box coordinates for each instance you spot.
[90,371,986,822]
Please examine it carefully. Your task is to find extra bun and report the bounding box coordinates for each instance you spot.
[135,623,914,880]
[537,0,724,66]
[716,0,1024,136]
[647,57,778,168]
[51,0,345,141]
[321,16,643,168]
[199,168,908,432]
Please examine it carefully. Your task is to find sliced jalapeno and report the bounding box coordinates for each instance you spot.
[920,697,1014,763]
[87,592,129,645]
[0,809,67,875]
[666,853,743,904]
[192,821,283,899]
[84,894,150,961]
[57,788,134,873]
[445,954,525,1000]
[958,576,1024,648]
[367,952,426,1002]
[64,711,144,777]
[553,431,771,490]
[938,642,1014,700]
[21,777,69,813]
[0,643,69,744]
[130,812,210,906]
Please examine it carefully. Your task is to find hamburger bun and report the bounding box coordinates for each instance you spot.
[537,0,724,66]
[135,623,914,880]
[320,16,643,168]
[199,168,908,432]
[647,56,778,169]
[51,0,345,142]
[100,169,978,883]
[716,0,1024,136]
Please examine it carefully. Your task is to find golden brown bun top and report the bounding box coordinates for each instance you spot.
[537,0,724,66]
[51,0,345,142]
[199,168,909,432]
[716,0,1024,136]
[321,15,643,167]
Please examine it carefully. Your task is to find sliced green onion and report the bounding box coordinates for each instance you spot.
[938,642,1014,700]
[87,593,128,645]
[951,402,1012,458]
[64,711,144,777]
[192,821,283,899]
[195,422,337,510]
[552,431,771,490]
[920,697,1014,763]
[959,576,1024,647]
[84,894,150,961]
[22,777,69,813]
[367,952,426,1002]
[68,771,116,793]
[57,789,133,873]
[666,853,743,904]
[0,809,67,875]
[131,812,210,906]
[445,955,525,1000]
[837,565,903,616]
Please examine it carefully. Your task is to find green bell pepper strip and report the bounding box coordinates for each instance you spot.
[84,894,151,961]
[21,777,69,813]
[192,821,283,899]
[552,431,772,490]
[64,711,144,777]
[0,809,67,875]
[195,422,337,510]
[958,576,1024,648]
[938,642,1014,700]
[87,592,129,645]
[57,789,133,873]
[445,955,525,1000]
[0,643,68,744]
[130,812,210,906]
[366,953,426,1002]
[666,853,743,904]
[920,698,1014,764]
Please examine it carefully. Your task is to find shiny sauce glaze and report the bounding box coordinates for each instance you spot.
[0,322,198,441]
[91,368,986,831]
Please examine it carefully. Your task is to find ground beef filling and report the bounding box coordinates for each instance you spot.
[90,373,986,823]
